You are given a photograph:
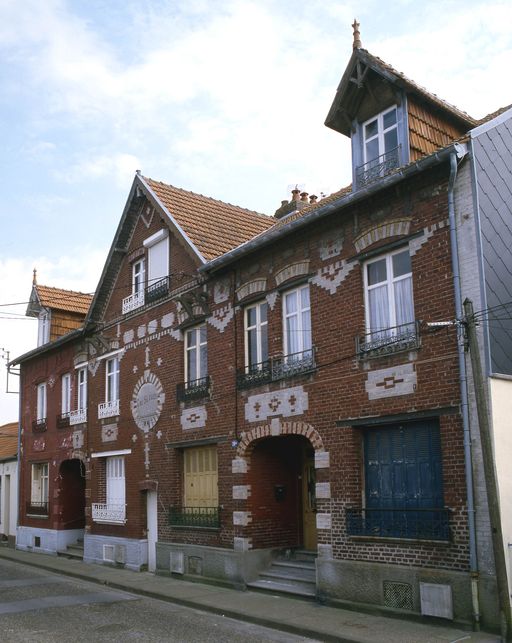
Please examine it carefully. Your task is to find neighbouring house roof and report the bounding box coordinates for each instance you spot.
[27,284,93,317]
[143,177,275,262]
[0,422,18,461]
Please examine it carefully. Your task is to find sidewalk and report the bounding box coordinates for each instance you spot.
[0,546,500,643]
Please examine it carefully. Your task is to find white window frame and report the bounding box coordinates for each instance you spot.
[244,301,268,369]
[36,383,47,422]
[132,258,145,294]
[77,367,87,411]
[362,106,398,164]
[105,357,120,404]
[185,324,207,384]
[30,462,49,506]
[61,373,71,415]
[363,247,414,337]
[37,310,50,346]
[282,284,312,357]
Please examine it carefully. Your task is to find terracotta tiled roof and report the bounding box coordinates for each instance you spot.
[0,422,17,461]
[476,103,512,126]
[272,185,353,231]
[363,50,477,127]
[144,178,275,261]
[35,285,93,315]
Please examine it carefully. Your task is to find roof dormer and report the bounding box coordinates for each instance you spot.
[325,21,476,191]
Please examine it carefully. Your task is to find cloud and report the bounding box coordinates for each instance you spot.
[55,152,141,186]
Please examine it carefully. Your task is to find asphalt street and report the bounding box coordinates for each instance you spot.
[0,558,319,642]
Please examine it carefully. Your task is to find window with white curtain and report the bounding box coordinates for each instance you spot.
[77,367,87,411]
[185,324,207,383]
[31,463,49,506]
[132,258,145,294]
[36,383,47,422]
[61,373,71,415]
[364,248,414,342]
[245,301,268,369]
[106,357,120,403]
[283,285,312,358]
[106,456,125,515]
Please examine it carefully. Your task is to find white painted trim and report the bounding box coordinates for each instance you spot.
[96,348,124,362]
[91,449,132,458]
[74,361,88,370]
[470,107,512,139]
[143,228,169,248]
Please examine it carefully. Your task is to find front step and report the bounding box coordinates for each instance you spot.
[57,539,84,561]
[247,550,317,598]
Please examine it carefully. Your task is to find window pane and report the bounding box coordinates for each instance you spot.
[384,128,398,152]
[368,284,390,333]
[383,108,397,129]
[394,276,414,327]
[261,324,268,362]
[186,329,197,348]
[248,328,258,366]
[246,307,256,327]
[365,118,378,140]
[365,138,379,163]
[200,343,208,378]
[260,302,268,324]
[286,315,299,354]
[285,291,297,315]
[187,348,197,381]
[199,325,207,344]
[392,251,411,278]
[300,286,310,309]
[302,310,312,351]
[367,258,387,286]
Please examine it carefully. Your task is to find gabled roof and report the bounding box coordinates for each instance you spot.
[86,173,274,322]
[0,422,17,461]
[27,284,93,317]
[144,178,274,262]
[325,47,477,137]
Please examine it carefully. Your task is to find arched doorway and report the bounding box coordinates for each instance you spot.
[58,459,86,530]
[248,435,317,551]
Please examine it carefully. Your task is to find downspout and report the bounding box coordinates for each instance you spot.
[448,149,480,630]
[16,367,23,548]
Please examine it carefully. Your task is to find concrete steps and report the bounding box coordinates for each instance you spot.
[247,550,317,598]
[57,538,84,561]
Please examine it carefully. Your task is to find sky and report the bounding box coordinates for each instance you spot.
[1,0,512,424]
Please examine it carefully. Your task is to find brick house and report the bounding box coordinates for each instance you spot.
[12,28,509,631]
[0,422,18,544]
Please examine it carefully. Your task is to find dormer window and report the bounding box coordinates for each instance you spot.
[37,310,50,346]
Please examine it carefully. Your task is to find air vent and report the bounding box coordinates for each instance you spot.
[115,545,126,564]
[420,582,453,619]
[103,544,115,562]
[383,580,413,610]
[170,551,184,574]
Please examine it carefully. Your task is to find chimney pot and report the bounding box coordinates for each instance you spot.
[300,192,309,202]
[291,188,301,202]
[309,195,318,204]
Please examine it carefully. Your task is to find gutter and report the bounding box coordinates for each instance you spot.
[202,143,464,275]
[447,146,480,630]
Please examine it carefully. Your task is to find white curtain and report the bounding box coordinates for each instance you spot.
[394,276,414,331]
[369,284,390,338]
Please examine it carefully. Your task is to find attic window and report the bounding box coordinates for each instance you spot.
[37,310,50,346]
[356,106,400,188]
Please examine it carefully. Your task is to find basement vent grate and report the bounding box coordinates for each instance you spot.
[103,544,115,562]
[383,581,413,610]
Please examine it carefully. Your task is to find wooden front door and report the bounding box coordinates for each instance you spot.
[302,451,317,550]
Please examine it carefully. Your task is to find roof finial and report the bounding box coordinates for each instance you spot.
[32,268,37,285]
[352,19,361,50]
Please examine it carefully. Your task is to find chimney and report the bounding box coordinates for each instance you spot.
[274,187,312,220]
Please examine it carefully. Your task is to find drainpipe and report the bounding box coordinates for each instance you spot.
[447,148,480,630]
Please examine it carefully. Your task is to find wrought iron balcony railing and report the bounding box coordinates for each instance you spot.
[177,376,210,402]
[146,276,169,304]
[69,408,87,425]
[346,507,451,541]
[356,321,420,358]
[122,289,145,314]
[356,146,401,189]
[237,348,316,389]
[26,501,49,516]
[32,419,47,433]
[92,503,126,524]
[169,506,220,529]
[56,412,70,429]
[98,399,120,419]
